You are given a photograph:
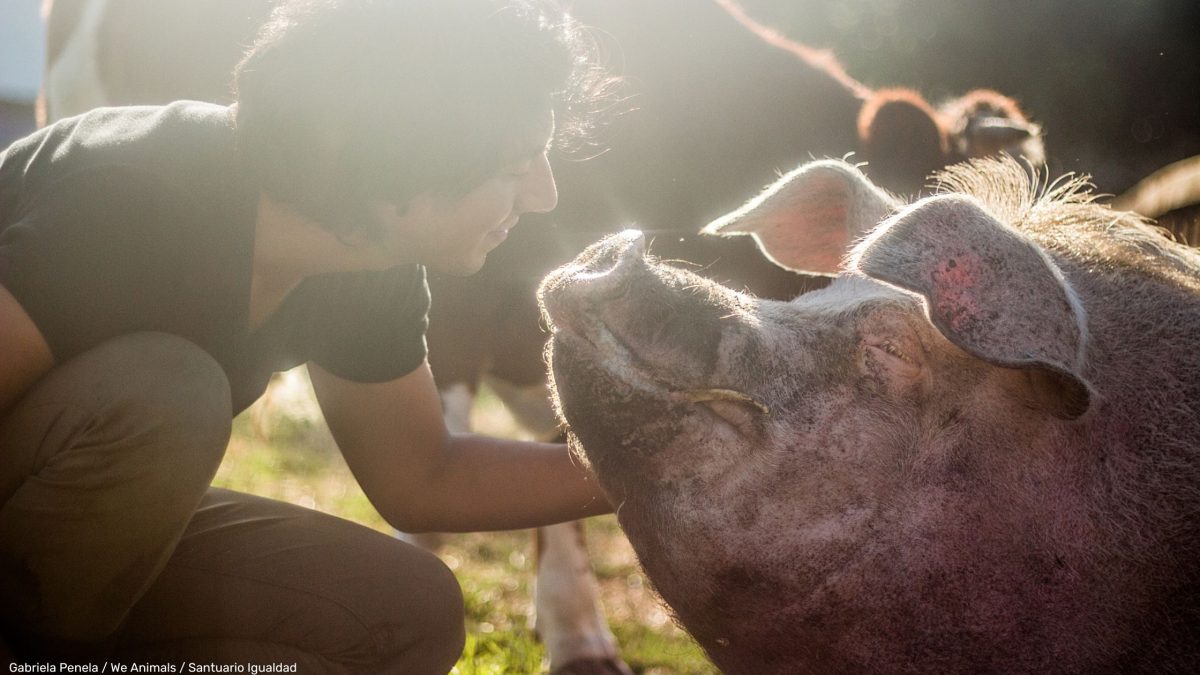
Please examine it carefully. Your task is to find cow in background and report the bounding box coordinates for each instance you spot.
[37,0,1044,671]
[38,0,273,124]
[737,0,1200,198]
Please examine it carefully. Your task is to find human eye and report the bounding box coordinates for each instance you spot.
[504,159,534,178]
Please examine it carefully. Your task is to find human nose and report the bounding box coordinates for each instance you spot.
[518,152,558,214]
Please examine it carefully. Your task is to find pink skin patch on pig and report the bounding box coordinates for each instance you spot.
[929,253,981,334]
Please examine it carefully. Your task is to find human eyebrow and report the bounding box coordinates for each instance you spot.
[523,123,556,157]
[527,112,557,155]
[500,113,556,166]
[502,134,553,170]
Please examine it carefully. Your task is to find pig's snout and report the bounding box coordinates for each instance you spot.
[540,230,647,333]
[570,229,646,291]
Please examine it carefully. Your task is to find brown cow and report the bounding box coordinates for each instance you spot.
[37,1,1044,670]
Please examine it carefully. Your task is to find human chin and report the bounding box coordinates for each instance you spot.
[425,247,489,277]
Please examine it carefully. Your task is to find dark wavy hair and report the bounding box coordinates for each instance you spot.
[233,0,612,239]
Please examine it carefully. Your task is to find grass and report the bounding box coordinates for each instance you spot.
[214,368,715,674]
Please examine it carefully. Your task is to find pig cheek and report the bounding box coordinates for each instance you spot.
[553,353,680,471]
[600,286,725,383]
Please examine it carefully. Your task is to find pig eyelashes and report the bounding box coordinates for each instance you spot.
[863,336,923,379]
[876,340,914,364]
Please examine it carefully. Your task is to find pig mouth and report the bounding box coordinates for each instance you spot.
[679,388,770,414]
[544,229,770,417]
[553,320,770,420]
[552,309,667,393]
[550,308,676,401]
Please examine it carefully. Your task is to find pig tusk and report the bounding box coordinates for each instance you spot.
[677,388,770,415]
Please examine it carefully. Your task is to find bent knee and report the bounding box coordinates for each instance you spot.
[94,332,231,424]
[65,333,230,460]
[1,333,232,492]
[411,553,466,666]
[32,332,231,420]
[360,543,466,673]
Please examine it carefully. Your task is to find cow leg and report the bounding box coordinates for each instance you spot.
[485,377,630,675]
[535,522,630,675]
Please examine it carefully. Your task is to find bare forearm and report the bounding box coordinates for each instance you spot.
[382,433,611,533]
[310,362,610,534]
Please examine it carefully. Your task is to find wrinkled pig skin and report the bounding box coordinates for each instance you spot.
[538,158,1200,674]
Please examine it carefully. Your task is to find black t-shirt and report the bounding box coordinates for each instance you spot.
[0,101,430,413]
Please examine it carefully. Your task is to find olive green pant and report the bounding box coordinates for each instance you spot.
[0,333,464,673]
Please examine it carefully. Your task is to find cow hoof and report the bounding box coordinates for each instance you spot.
[550,657,635,675]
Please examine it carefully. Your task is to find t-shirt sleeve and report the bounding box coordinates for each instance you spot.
[304,264,431,383]
[0,166,192,362]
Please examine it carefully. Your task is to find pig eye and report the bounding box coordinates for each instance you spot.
[878,340,912,362]
[864,336,923,379]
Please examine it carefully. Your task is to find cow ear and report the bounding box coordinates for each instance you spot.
[702,160,898,276]
[857,88,949,195]
[854,195,1093,420]
[961,118,1036,153]
[942,89,1045,166]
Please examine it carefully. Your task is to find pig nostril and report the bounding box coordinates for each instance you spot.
[614,229,647,256]
[572,229,646,282]
[572,231,642,304]
[611,229,646,274]
[546,229,646,318]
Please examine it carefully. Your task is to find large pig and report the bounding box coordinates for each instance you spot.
[538,157,1200,673]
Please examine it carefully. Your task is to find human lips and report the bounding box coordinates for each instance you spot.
[486,217,519,245]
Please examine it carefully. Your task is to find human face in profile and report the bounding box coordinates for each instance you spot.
[372,113,559,275]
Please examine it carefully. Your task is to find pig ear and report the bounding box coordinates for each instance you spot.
[702,159,898,276]
[854,195,1093,420]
